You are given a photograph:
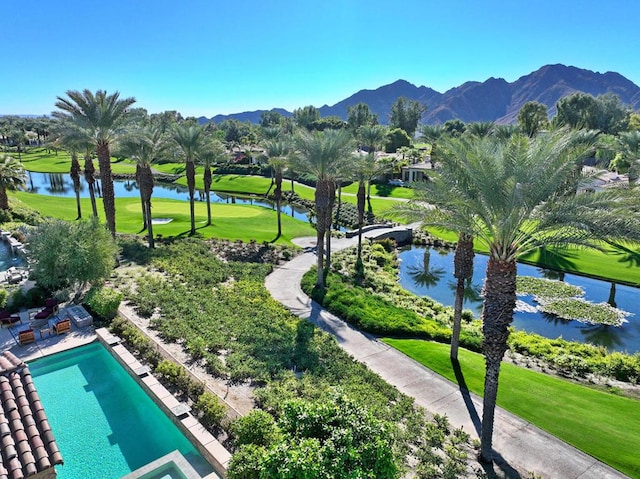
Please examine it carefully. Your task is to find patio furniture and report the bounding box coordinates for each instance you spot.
[33,299,59,321]
[52,318,71,335]
[18,329,35,346]
[0,310,21,328]
[66,305,93,328]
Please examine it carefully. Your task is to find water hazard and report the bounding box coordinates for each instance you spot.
[398,246,640,354]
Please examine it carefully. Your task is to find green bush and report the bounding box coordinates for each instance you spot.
[0,288,8,310]
[84,285,123,320]
[230,410,279,448]
[193,391,227,430]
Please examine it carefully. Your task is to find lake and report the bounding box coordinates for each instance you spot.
[398,246,640,354]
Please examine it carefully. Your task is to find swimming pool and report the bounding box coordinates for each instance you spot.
[28,342,214,479]
[0,239,25,271]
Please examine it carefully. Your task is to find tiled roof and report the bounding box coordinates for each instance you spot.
[0,351,63,479]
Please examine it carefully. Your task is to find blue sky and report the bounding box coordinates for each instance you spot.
[2,0,639,117]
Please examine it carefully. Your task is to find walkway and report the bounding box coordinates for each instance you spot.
[264,229,628,479]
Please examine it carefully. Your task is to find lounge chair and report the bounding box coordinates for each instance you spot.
[33,299,59,321]
[53,318,71,335]
[0,310,21,327]
[18,329,35,346]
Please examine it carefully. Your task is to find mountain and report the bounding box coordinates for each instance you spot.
[198,65,640,126]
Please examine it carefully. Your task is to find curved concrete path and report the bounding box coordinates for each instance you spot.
[265,229,628,479]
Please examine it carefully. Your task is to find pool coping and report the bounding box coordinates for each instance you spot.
[96,328,230,479]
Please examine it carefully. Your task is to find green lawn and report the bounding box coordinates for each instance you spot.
[341,182,415,199]
[17,148,137,174]
[383,338,640,478]
[13,192,315,245]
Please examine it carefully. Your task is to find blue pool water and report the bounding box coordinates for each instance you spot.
[0,240,25,271]
[29,342,212,479]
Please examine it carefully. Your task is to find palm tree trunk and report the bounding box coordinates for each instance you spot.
[479,255,517,463]
[451,234,474,360]
[139,165,155,247]
[356,180,365,262]
[146,200,155,248]
[84,156,99,217]
[70,153,82,219]
[97,141,116,237]
[204,166,213,226]
[136,164,147,230]
[275,169,283,239]
[186,160,196,235]
[315,180,331,288]
[324,181,336,273]
[0,187,8,210]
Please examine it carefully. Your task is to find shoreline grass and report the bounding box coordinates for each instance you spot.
[382,338,640,478]
[12,192,315,245]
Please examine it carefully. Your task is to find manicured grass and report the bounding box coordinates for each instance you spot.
[12,192,315,245]
[421,227,640,287]
[18,148,137,174]
[383,338,640,478]
[341,182,415,199]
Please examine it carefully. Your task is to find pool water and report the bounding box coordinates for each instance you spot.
[0,240,25,271]
[29,342,212,479]
[398,246,640,353]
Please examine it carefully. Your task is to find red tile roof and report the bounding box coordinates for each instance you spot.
[0,351,63,479]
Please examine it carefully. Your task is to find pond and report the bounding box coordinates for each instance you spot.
[26,171,314,224]
[398,246,640,354]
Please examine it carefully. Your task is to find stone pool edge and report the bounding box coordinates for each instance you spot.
[96,327,230,479]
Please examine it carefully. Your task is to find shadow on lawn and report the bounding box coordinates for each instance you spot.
[451,358,523,479]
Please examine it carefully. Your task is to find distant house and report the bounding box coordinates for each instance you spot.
[579,167,629,193]
[0,351,63,479]
[401,161,432,182]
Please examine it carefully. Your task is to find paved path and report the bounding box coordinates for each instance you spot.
[264,229,628,479]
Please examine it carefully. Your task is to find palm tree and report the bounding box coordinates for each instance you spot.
[263,138,292,239]
[83,147,99,218]
[292,129,354,288]
[54,89,136,237]
[119,125,168,247]
[172,123,207,235]
[200,138,227,226]
[451,233,474,359]
[401,130,640,463]
[54,123,84,219]
[0,154,26,210]
[356,125,387,199]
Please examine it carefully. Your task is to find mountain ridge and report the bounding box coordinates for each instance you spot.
[198,64,640,126]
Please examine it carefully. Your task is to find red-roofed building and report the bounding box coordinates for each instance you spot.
[0,351,63,479]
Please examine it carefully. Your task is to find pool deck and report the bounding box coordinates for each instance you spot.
[0,311,227,479]
[0,307,96,362]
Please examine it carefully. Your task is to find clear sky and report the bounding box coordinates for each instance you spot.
[2,0,639,118]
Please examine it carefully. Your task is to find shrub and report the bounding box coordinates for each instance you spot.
[0,288,8,309]
[84,286,123,320]
[229,410,279,448]
[193,391,227,430]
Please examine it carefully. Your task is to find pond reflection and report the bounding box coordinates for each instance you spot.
[398,246,640,353]
[25,172,320,227]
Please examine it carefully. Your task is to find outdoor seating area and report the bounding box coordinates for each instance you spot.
[0,300,95,352]
[32,298,59,321]
[0,309,22,328]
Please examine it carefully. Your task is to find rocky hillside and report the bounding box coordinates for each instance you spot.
[199,64,640,125]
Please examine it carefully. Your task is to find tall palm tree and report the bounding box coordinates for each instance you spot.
[54,89,136,237]
[401,130,640,463]
[263,138,292,239]
[200,138,227,226]
[172,123,207,235]
[451,233,474,359]
[356,125,387,199]
[293,129,354,287]
[83,147,99,218]
[0,154,26,210]
[119,125,168,247]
